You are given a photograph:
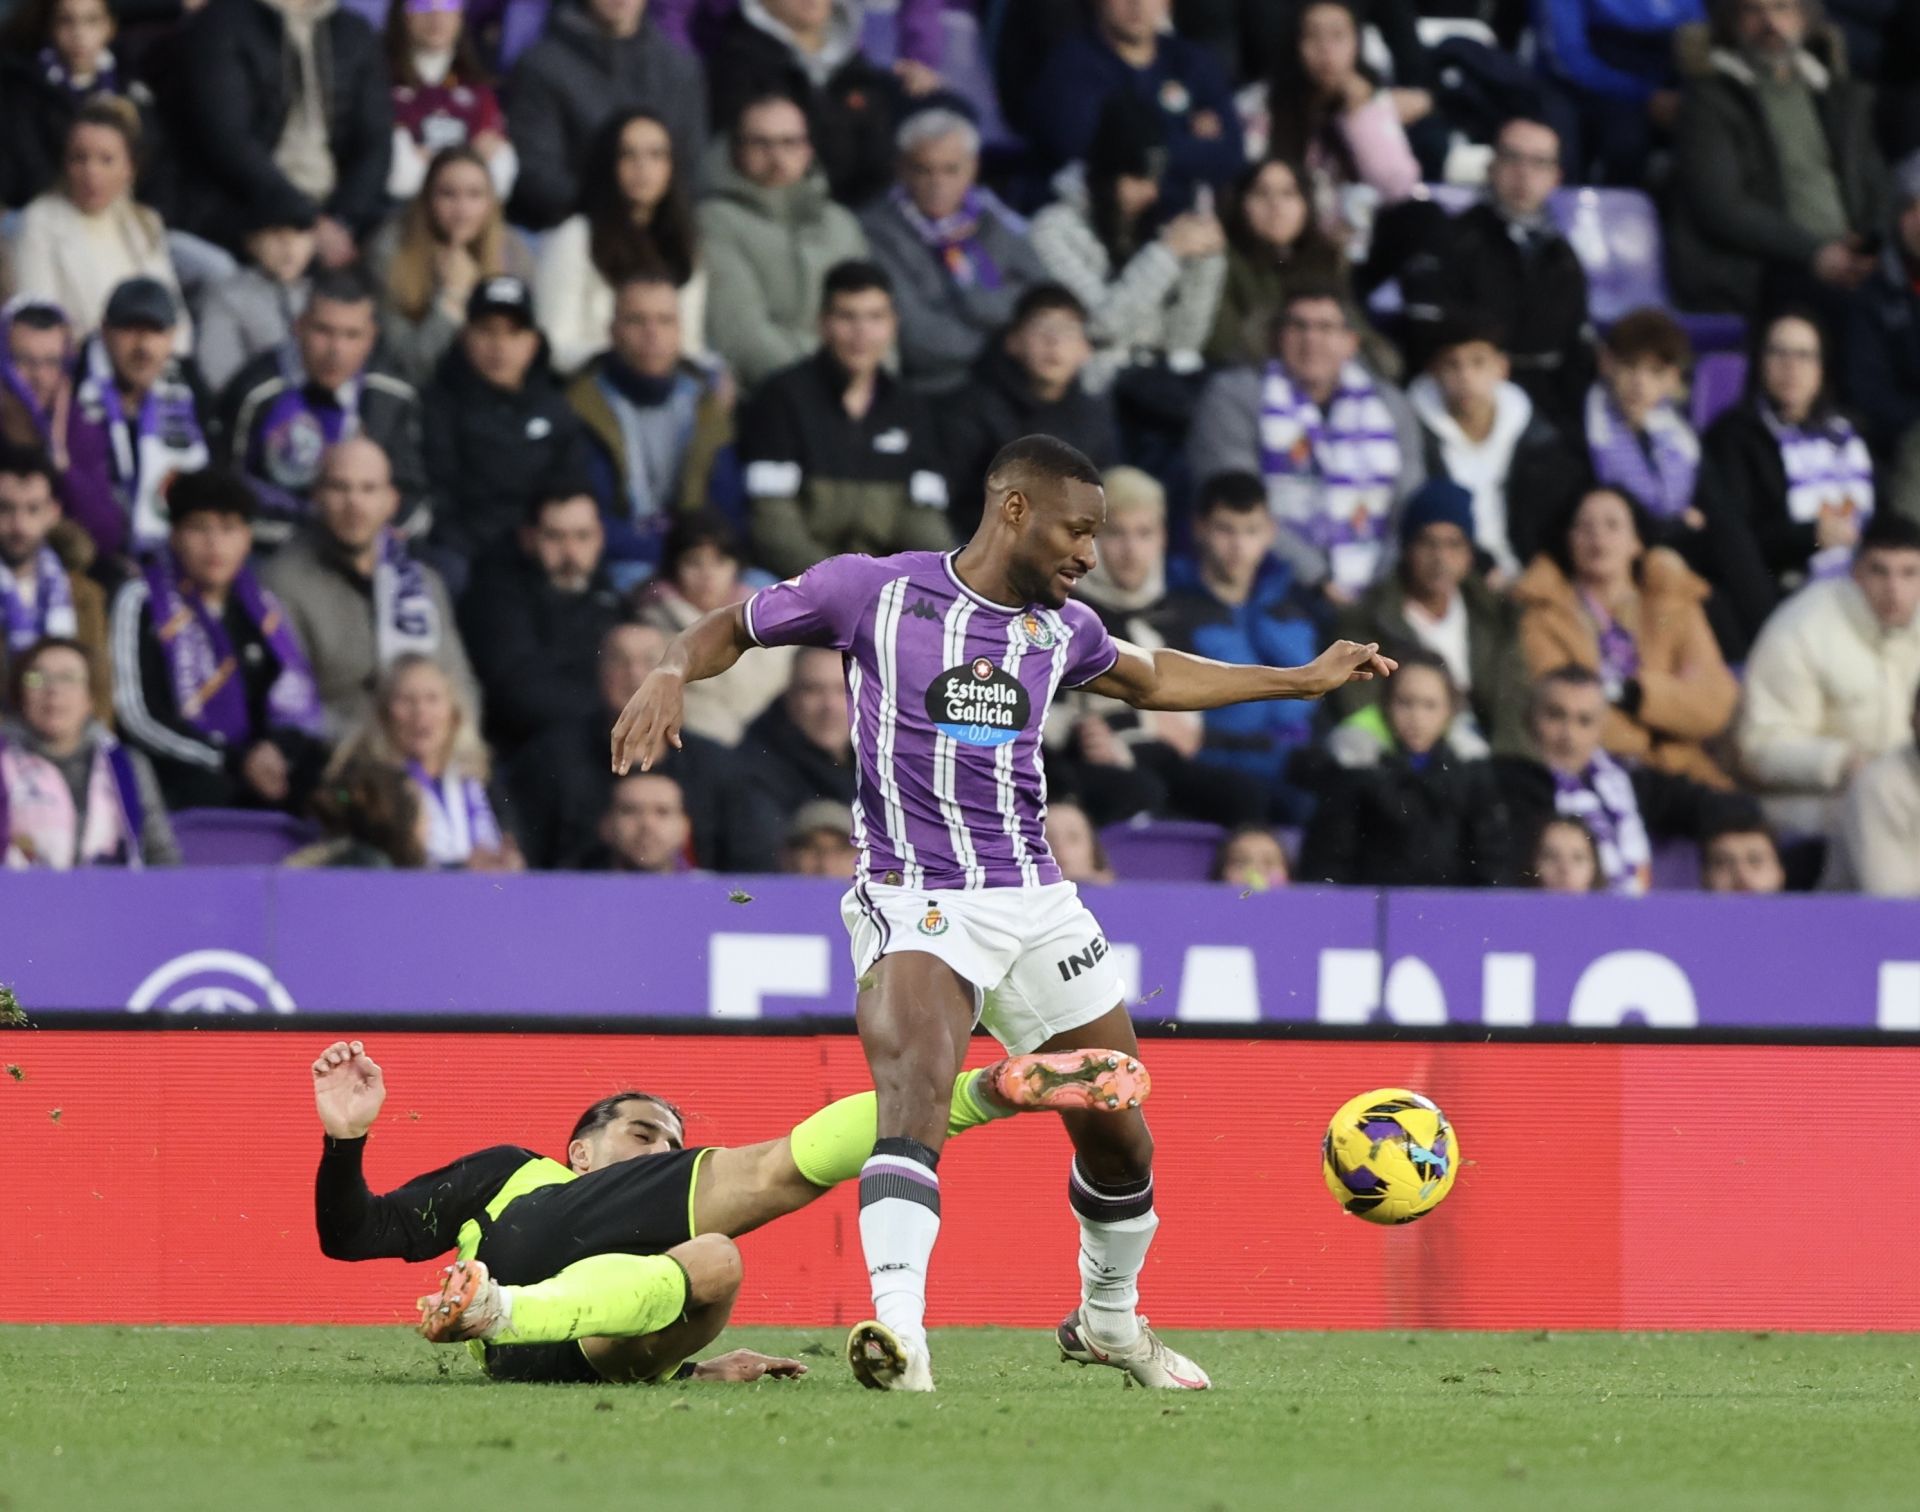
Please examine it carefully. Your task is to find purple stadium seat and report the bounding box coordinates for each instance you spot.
[1649,837,1700,892]
[1691,351,1749,432]
[172,810,322,867]
[1547,187,1746,353]
[1099,818,1226,883]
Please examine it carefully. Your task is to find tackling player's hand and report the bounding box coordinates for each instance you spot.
[312,1040,387,1140]
[611,667,686,775]
[691,1349,810,1382]
[1300,641,1397,698]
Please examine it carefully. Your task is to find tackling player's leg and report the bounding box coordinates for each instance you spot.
[848,950,977,1391]
[1036,1003,1211,1391]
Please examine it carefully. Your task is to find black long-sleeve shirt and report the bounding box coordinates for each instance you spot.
[314,1136,550,1262]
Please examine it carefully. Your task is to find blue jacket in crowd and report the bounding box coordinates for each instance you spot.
[1535,0,1703,99]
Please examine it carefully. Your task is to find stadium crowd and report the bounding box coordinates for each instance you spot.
[3,0,1920,894]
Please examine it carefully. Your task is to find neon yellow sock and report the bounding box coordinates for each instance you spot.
[491,1253,688,1344]
[790,1071,1016,1188]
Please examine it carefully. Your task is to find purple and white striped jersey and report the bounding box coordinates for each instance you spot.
[743,551,1120,890]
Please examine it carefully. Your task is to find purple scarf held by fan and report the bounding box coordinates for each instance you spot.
[143,551,324,747]
[408,761,502,866]
[1584,384,1698,521]
[1552,750,1652,896]
[250,352,366,500]
[1579,587,1640,700]
[891,186,1006,291]
[0,547,78,654]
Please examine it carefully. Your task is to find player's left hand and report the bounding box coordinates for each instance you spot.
[312,1040,387,1140]
[691,1349,809,1382]
[1299,641,1397,698]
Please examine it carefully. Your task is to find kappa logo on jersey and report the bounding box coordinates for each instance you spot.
[905,597,941,622]
[1020,613,1058,650]
[925,659,1031,747]
[917,903,950,937]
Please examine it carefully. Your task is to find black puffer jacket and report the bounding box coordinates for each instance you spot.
[422,341,592,568]
[161,0,392,248]
[1296,747,1507,887]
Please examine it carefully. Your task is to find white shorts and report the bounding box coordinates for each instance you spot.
[840,880,1125,1055]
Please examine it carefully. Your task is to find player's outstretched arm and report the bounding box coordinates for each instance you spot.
[1084,637,1397,712]
[612,604,756,775]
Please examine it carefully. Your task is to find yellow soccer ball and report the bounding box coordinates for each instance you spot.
[1322,1088,1459,1225]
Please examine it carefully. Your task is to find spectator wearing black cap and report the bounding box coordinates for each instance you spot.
[631,510,791,743]
[195,206,316,395]
[62,278,212,568]
[739,260,951,576]
[108,467,330,812]
[1408,118,1594,437]
[505,0,709,232]
[940,284,1120,536]
[859,107,1048,396]
[421,274,591,579]
[166,0,393,263]
[567,272,736,583]
[699,92,869,389]
[1028,94,1227,396]
[11,97,189,346]
[706,0,903,208]
[261,435,478,741]
[1029,0,1244,198]
[1328,477,1533,756]
[220,268,431,548]
[0,297,76,453]
[1407,310,1587,580]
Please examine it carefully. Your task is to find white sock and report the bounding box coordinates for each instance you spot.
[858,1139,942,1353]
[1069,1158,1157,1348]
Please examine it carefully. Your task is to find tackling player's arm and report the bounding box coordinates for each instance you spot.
[311,1041,524,1262]
[1083,637,1397,711]
[610,604,753,774]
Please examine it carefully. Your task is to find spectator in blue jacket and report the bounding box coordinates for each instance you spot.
[1029,0,1245,199]
[1153,469,1320,821]
[1535,0,1702,184]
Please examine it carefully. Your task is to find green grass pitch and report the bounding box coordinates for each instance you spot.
[2,1326,1916,1511]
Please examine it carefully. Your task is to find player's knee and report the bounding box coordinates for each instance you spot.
[1075,1112,1154,1181]
[678,1233,744,1307]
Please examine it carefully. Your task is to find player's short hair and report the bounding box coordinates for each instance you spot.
[569,1091,688,1148]
[167,467,257,526]
[985,435,1102,499]
[822,259,893,306]
[1194,470,1266,520]
[305,266,377,310]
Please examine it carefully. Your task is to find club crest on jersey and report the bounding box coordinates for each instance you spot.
[926,660,1032,747]
[1019,613,1058,649]
[917,904,949,937]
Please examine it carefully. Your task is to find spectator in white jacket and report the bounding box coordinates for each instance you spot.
[1738,514,1920,836]
[535,108,707,377]
[1834,684,1920,895]
[1028,95,1225,395]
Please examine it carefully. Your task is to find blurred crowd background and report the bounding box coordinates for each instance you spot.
[3,0,1920,897]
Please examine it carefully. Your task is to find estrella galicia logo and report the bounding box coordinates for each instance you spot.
[925,658,1030,747]
[126,950,297,1015]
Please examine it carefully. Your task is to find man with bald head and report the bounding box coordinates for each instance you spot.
[612,433,1394,1394]
[262,437,477,739]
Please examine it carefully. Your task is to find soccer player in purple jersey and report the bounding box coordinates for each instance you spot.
[612,435,1394,1392]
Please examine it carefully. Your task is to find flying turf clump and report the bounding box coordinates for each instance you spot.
[0,984,28,1028]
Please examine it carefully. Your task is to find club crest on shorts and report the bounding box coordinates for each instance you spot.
[1019,613,1058,650]
[917,903,949,937]
[927,660,1032,746]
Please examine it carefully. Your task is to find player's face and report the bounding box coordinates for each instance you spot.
[298,297,378,391]
[0,470,61,568]
[102,322,173,393]
[573,1097,685,1173]
[1855,547,1920,629]
[1702,833,1785,894]
[170,511,253,597]
[1385,665,1452,757]
[1009,477,1104,609]
[8,323,70,411]
[1534,821,1598,893]
[1532,682,1606,772]
[1095,506,1164,595]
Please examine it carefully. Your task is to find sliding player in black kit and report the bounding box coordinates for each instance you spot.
[310,1039,1151,1385]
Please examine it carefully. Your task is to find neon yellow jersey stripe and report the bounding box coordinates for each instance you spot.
[685,1147,715,1238]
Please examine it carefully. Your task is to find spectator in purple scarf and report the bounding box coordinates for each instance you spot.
[859,107,1045,394]
[107,467,331,812]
